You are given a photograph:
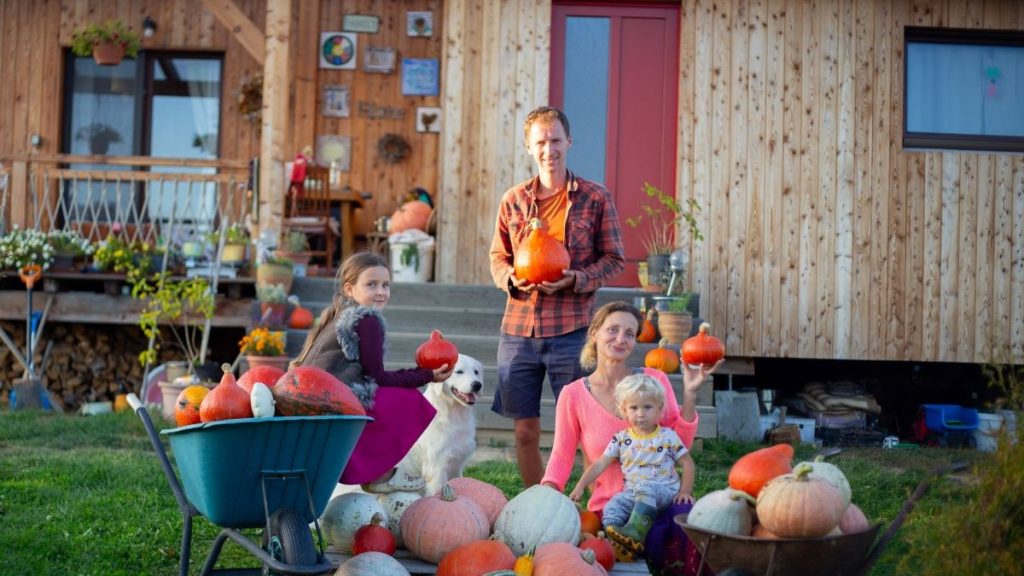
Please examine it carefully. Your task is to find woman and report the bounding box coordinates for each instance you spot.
[540,301,720,560]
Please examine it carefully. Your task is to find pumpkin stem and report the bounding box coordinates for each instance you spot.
[370,512,384,526]
[440,483,456,502]
[580,548,597,565]
[699,322,711,334]
[221,362,232,374]
[793,462,814,480]
[727,488,757,506]
[658,337,671,349]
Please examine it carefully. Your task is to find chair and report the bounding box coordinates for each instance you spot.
[283,165,335,268]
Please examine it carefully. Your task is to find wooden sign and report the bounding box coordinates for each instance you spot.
[343,14,380,34]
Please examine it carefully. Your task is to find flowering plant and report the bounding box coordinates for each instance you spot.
[0,227,53,270]
[239,327,286,357]
[47,230,95,258]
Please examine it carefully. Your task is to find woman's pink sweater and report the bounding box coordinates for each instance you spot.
[540,367,699,513]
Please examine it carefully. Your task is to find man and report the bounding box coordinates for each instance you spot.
[489,106,625,486]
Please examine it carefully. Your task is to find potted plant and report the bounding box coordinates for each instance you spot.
[239,326,289,372]
[654,292,694,345]
[275,231,312,269]
[256,255,294,293]
[255,282,290,329]
[207,223,249,264]
[625,182,702,291]
[70,20,141,66]
[46,230,94,271]
[75,123,123,155]
[0,227,54,272]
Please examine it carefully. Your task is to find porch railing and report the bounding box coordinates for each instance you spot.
[0,155,254,247]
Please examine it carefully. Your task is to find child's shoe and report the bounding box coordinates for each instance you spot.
[606,502,656,557]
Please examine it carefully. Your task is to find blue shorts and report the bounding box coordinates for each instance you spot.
[491,328,586,419]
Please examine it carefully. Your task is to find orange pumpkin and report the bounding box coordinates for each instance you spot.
[437,539,517,576]
[199,364,253,422]
[400,484,490,564]
[447,477,509,530]
[237,365,286,394]
[533,542,606,576]
[681,322,726,369]
[728,444,795,498]
[579,507,601,537]
[390,200,432,233]
[271,365,366,416]
[636,309,658,343]
[755,463,846,538]
[415,330,459,371]
[645,338,680,373]
[289,304,314,329]
[174,385,209,426]
[351,513,397,556]
[514,218,570,284]
[839,503,870,534]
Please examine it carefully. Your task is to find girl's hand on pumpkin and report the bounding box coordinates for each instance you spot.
[431,363,454,382]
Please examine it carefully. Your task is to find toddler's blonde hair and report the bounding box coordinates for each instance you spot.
[614,373,666,408]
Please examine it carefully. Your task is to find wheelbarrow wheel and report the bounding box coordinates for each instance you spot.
[264,508,317,574]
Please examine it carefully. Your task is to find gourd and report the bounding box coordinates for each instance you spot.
[335,551,410,576]
[680,322,725,368]
[237,365,286,394]
[390,200,432,233]
[271,365,366,416]
[352,513,397,556]
[839,503,870,534]
[513,218,570,284]
[533,542,608,576]
[728,443,795,498]
[249,382,275,418]
[199,364,252,422]
[798,455,852,510]
[686,488,757,536]
[174,385,209,426]
[415,330,459,371]
[288,303,314,329]
[578,533,615,571]
[645,338,681,373]
[513,545,534,576]
[636,309,658,343]
[436,539,517,576]
[494,484,581,556]
[755,463,846,538]
[321,492,388,553]
[447,476,509,530]
[578,507,601,537]
[400,484,490,564]
[376,490,422,547]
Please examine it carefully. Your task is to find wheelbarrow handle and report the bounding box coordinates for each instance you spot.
[127,393,144,412]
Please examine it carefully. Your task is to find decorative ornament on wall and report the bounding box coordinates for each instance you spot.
[364,47,396,74]
[401,58,440,96]
[236,73,263,123]
[317,135,351,172]
[320,32,357,69]
[406,11,433,37]
[377,134,411,165]
[416,107,442,134]
[322,85,351,118]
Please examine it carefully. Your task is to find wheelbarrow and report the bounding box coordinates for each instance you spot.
[127,394,371,575]
[676,461,968,576]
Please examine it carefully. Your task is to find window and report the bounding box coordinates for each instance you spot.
[904,27,1024,152]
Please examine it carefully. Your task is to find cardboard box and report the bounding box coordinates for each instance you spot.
[760,414,816,444]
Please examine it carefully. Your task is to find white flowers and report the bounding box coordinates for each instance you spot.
[0,227,54,270]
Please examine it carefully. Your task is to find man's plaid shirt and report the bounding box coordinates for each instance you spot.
[489,171,625,337]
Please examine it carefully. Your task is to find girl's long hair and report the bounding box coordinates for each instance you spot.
[292,251,389,367]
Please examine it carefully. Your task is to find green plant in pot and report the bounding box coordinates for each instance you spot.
[70,20,141,66]
[257,255,294,293]
[256,282,290,329]
[46,230,94,271]
[625,182,702,290]
[133,272,216,377]
[207,223,249,263]
[275,231,312,267]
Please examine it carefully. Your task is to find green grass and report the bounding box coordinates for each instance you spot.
[0,409,994,575]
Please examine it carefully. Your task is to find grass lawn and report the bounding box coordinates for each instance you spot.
[0,408,995,575]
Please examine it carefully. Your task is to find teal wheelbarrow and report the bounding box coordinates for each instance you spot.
[127,394,370,575]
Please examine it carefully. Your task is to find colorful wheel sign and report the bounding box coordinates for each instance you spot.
[320,33,357,69]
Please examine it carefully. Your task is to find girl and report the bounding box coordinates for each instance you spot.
[293,251,453,491]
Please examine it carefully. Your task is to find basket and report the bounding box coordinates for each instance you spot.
[921,404,979,432]
[162,415,370,528]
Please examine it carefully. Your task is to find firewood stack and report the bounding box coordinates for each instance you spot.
[0,321,158,411]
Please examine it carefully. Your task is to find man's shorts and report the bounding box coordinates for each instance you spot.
[491,327,586,419]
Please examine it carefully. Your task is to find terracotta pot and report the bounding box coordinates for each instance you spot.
[92,41,125,66]
[244,355,291,372]
[259,302,289,328]
[256,262,293,293]
[657,311,693,345]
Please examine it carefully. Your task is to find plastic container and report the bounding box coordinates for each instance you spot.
[389,229,435,282]
[162,415,370,528]
[974,412,1004,452]
[921,404,979,432]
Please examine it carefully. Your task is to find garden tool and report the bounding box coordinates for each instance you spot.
[18,264,42,379]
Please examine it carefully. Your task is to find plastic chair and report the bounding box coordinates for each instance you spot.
[283,166,335,267]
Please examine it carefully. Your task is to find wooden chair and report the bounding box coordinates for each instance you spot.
[283,165,335,268]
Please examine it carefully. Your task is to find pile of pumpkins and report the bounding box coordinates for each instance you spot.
[686,444,871,540]
[172,363,366,426]
[328,481,616,576]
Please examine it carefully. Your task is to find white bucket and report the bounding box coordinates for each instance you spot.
[390,242,434,282]
[974,412,1004,452]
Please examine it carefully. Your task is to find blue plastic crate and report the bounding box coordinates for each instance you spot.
[921,404,979,432]
[162,415,370,528]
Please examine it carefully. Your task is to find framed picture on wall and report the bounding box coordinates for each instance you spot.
[320,32,357,69]
[406,11,433,37]
[322,85,351,118]
[316,135,351,172]
[401,58,439,96]
[416,107,442,133]
[364,47,396,73]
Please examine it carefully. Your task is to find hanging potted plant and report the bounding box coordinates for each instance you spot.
[70,20,141,66]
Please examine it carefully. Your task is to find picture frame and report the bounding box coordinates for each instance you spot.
[343,14,380,34]
[320,32,357,70]
[316,135,351,172]
[406,11,433,37]
[416,107,442,133]
[401,58,440,96]
[364,47,396,74]
[322,85,350,118]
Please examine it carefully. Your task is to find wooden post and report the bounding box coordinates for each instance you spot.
[258,0,291,242]
[10,160,28,229]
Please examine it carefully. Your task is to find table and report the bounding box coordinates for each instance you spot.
[329,185,366,263]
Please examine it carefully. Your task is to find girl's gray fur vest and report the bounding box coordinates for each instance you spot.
[305,305,386,409]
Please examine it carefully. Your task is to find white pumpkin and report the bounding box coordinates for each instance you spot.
[493,484,580,556]
[799,456,852,510]
[376,490,422,547]
[250,382,275,418]
[686,488,757,536]
[335,551,410,576]
[320,492,388,553]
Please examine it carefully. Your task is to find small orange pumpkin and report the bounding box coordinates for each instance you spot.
[727,443,795,498]
[636,309,658,343]
[174,385,209,426]
[578,532,615,571]
[514,218,571,284]
[579,507,601,537]
[645,338,680,373]
[415,329,459,371]
[390,200,433,233]
[437,539,517,576]
[289,304,314,329]
[199,364,252,422]
[681,322,725,368]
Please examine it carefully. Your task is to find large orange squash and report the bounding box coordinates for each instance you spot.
[199,364,253,422]
[174,385,209,426]
[727,444,795,498]
[390,200,432,233]
[272,366,365,416]
[681,322,726,368]
[437,539,516,576]
[514,218,570,284]
[755,463,846,538]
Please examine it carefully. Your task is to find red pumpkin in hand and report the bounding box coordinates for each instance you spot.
[415,330,459,370]
[514,218,570,284]
[352,513,397,556]
[681,322,725,368]
[200,364,253,422]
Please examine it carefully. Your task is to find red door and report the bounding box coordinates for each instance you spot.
[551,2,680,287]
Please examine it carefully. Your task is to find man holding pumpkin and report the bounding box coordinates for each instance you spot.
[489,106,625,487]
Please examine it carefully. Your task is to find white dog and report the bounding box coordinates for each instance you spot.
[396,354,483,496]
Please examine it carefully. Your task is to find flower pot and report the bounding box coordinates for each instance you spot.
[657,311,693,345]
[244,355,291,372]
[159,377,191,421]
[221,243,247,263]
[256,262,293,293]
[182,241,205,259]
[50,253,77,272]
[92,41,125,66]
[274,250,312,267]
[646,253,670,291]
[259,302,289,328]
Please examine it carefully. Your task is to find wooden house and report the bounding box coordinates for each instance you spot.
[0,0,1022,368]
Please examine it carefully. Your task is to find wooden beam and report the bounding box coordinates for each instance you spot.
[0,291,251,328]
[200,0,265,65]
[258,0,291,238]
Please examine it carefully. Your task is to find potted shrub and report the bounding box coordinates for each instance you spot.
[46,230,94,271]
[255,282,290,329]
[70,20,141,66]
[625,183,702,291]
[654,293,694,345]
[275,231,312,269]
[207,223,249,264]
[239,326,289,372]
[256,255,294,293]
[0,227,54,272]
